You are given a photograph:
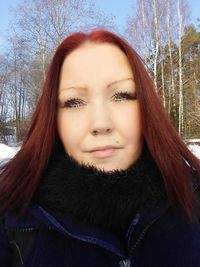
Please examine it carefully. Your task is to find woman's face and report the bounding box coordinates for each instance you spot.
[57,42,143,171]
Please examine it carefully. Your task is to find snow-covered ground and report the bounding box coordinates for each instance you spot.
[188,144,200,159]
[0,144,20,159]
[0,143,200,162]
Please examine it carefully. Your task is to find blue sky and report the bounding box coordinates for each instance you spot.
[0,0,199,52]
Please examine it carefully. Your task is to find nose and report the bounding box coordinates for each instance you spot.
[92,128,112,136]
[89,102,113,136]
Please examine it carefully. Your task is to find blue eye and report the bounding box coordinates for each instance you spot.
[112,91,137,101]
[62,98,85,108]
[61,91,137,109]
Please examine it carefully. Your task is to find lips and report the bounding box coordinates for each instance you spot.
[88,145,122,158]
[89,145,120,152]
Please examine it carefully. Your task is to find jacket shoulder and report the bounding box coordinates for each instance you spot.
[141,208,200,267]
[0,218,12,266]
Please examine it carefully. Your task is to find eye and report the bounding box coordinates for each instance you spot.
[61,98,85,108]
[111,91,137,102]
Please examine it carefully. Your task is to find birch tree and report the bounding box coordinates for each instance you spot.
[166,0,177,117]
[177,0,184,134]
[125,0,166,92]
[125,0,192,136]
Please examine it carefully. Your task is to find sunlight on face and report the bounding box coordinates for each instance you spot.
[57,42,143,171]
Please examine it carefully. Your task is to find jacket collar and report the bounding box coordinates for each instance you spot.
[5,202,169,258]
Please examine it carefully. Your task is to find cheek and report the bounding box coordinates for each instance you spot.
[117,105,142,141]
[57,113,84,150]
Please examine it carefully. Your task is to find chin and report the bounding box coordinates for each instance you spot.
[94,163,126,172]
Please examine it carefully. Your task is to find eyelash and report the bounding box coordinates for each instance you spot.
[61,91,137,109]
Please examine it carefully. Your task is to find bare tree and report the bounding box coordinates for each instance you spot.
[125,0,166,91]
[166,0,177,117]
[177,0,184,134]
[6,36,30,142]
[0,55,11,143]
[177,0,190,134]
[125,0,195,137]
[10,0,115,103]
[12,0,115,53]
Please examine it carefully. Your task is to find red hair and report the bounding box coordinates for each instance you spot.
[0,29,200,220]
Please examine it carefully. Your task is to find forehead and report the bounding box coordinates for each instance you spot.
[59,42,133,90]
[63,42,129,64]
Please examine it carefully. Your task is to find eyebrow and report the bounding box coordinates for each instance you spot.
[60,77,134,93]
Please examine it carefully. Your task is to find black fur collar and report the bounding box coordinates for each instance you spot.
[34,144,167,237]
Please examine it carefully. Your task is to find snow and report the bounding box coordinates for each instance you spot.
[0,143,200,163]
[0,144,20,160]
[188,144,200,159]
[187,139,200,143]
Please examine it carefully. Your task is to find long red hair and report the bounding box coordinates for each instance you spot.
[0,29,200,220]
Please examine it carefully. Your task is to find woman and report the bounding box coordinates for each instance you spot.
[0,29,200,267]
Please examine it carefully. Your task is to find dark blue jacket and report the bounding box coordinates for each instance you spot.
[1,202,200,267]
